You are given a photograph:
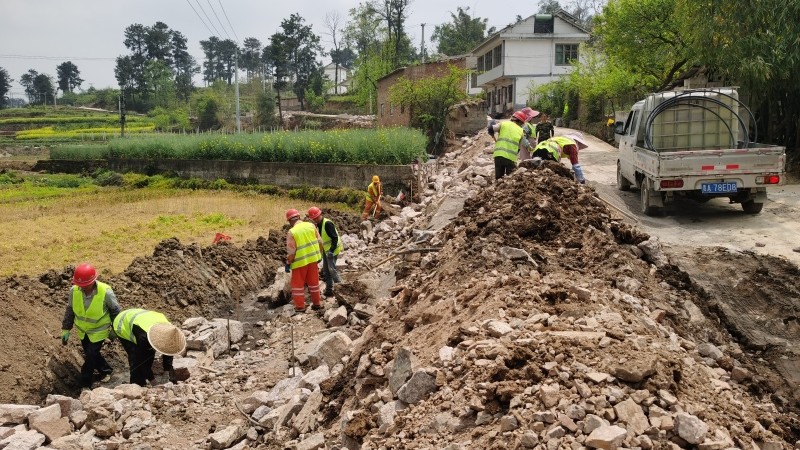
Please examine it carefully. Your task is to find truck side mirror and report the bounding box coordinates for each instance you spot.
[613,122,625,135]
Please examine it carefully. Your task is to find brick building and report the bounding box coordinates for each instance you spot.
[376,56,485,134]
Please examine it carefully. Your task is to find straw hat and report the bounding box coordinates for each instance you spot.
[147,323,187,356]
[565,133,589,149]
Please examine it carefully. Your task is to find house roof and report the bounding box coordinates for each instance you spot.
[470,8,589,54]
[375,55,468,84]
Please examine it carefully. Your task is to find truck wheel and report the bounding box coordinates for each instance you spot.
[640,182,660,216]
[616,162,631,191]
[741,200,763,214]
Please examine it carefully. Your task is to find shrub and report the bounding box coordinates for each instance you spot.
[94,170,124,187]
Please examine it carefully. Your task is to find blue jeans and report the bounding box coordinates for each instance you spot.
[323,254,340,293]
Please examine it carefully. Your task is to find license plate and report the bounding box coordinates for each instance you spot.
[701,182,737,194]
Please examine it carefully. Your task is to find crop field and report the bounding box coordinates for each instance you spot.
[0,171,345,277]
[51,128,427,164]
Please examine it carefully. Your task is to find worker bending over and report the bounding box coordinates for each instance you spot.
[112,308,186,386]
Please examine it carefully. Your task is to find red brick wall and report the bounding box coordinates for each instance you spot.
[376,59,468,128]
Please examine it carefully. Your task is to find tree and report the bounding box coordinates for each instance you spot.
[254,87,279,129]
[593,0,692,91]
[200,37,239,84]
[240,38,263,81]
[431,7,488,56]
[325,11,354,94]
[20,69,38,103]
[675,0,800,149]
[33,73,55,105]
[0,67,12,108]
[269,13,323,110]
[171,30,197,101]
[389,64,470,153]
[538,0,562,14]
[56,61,84,93]
[343,3,393,110]
[367,0,414,68]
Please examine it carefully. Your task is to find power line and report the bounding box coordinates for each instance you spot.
[194,0,223,38]
[185,0,215,37]
[206,0,231,41]
[0,54,116,61]
[218,0,240,43]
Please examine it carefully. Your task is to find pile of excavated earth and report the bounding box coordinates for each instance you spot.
[1,130,799,450]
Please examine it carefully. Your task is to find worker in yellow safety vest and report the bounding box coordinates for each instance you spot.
[488,110,532,180]
[362,175,383,220]
[113,308,186,386]
[61,263,120,388]
[308,206,343,297]
[531,133,590,184]
[285,209,326,314]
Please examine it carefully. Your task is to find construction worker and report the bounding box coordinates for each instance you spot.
[519,107,541,160]
[308,206,343,297]
[531,133,590,184]
[535,114,555,142]
[489,110,531,179]
[112,308,186,386]
[61,263,120,388]
[362,175,383,220]
[285,209,326,313]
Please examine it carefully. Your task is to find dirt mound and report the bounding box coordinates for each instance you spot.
[324,210,363,236]
[0,234,285,404]
[317,162,799,448]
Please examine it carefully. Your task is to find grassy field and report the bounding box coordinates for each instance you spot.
[0,174,343,277]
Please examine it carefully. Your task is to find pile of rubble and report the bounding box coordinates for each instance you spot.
[1,131,798,450]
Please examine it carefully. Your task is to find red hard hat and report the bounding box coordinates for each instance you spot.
[512,110,528,122]
[73,263,97,288]
[285,209,301,221]
[307,207,322,220]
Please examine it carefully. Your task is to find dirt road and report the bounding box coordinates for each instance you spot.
[573,129,800,266]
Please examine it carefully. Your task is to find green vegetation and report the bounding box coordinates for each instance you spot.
[53,128,427,164]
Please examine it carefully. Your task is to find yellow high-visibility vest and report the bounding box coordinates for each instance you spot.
[71,282,112,343]
[321,218,343,256]
[493,121,524,162]
[290,221,322,269]
[112,308,170,344]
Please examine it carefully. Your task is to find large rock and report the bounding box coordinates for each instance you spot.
[585,425,627,450]
[44,395,82,418]
[0,429,46,450]
[25,404,61,430]
[613,399,648,435]
[293,389,323,434]
[674,412,708,445]
[32,417,71,443]
[0,405,38,425]
[296,433,325,450]
[397,369,438,404]
[307,331,353,369]
[611,355,657,383]
[209,419,245,449]
[389,347,416,395]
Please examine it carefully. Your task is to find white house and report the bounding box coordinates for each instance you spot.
[322,62,352,95]
[471,10,590,115]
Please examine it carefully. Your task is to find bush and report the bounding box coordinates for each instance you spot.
[93,170,124,186]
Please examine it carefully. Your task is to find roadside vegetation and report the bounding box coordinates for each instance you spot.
[51,128,427,164]
[0,170,357,277]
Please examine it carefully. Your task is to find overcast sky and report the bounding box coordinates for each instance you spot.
[0,0,525,98]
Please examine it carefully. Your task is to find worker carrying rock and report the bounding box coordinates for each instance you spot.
[307,206,342,297]
[112,308,186,386]
[285,209,326,314]
[61,263,119,389]
[531,133,590,184]
[488,110,533,180]
[362,175,383,220]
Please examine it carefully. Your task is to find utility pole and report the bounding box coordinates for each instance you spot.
[235,60,241,133]
[119,92,126,138]
[421,23,426,63]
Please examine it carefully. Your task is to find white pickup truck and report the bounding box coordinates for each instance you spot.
[614,88,785,215]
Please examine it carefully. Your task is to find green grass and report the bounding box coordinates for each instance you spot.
[51,128,428,165]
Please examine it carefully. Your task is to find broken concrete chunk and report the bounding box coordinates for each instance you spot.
[483,319,513,338]
[611,355,657,383]
[389,347,416,395]
[586,425,627,450]
[674,412,708,445]
[307,331,353,369]
[0,404,39,426]
[397,370,438,404]
[613,399,648,435]
[209,419,245,449]
[0,429,46,449]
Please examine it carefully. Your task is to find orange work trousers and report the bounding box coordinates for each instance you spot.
[362,200,381,220]
[290,263,322,310]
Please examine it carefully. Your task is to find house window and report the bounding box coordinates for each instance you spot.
[493,45,502,67]
[534,15,554,33]
[470,72,478,88]
[477,55,484,72]
[555,44,579,65]
[484,50,493,70]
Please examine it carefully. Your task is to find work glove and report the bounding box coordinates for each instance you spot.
[572,164,586,184]
[284,263,291,273]
[61,330,70,346]
[326,251,335,261]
